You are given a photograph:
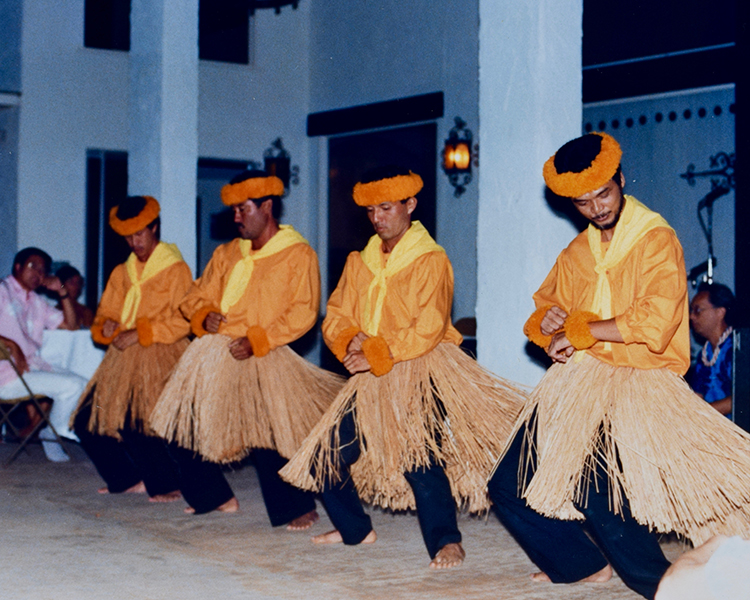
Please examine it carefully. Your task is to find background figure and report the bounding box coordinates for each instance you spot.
[55,265,94,329]
[689,282,734,418]
[0,247,86,461]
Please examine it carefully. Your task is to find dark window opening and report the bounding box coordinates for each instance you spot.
[199,1,251,64]
[84,0,131,51]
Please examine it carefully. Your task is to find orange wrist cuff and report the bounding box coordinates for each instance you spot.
[331,326,361,362]
[91,322,119,346]
[190,305,220,337]
[246,325,271,358]
[564,311,599,350]
[361,336,394,377]
[523,305,555,349]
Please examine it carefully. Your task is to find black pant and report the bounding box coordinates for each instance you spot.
[488,427,671,600]
[253,447,316,526]
[168,444,235,514]
[320,409,461,559]
[74,403,179,496]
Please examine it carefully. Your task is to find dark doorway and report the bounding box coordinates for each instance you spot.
[85,150,129,310]
[324,122,437,372]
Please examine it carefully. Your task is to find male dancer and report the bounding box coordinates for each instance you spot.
[152,170,341,525]
[73,196,189,500]
[489,132,750,599]
[282,166,525,568]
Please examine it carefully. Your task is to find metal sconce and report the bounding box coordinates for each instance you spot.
[442,117,477,197]
[248,138,300,196]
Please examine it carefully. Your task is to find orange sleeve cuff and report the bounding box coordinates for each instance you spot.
[91,323,118,346]
[331,326,361,362]
[564,311,599,350]
[190,305,220,337]
[523,305,555,349]
[246,325,271,358]
[361,336,394,377]
[136,317,154,347]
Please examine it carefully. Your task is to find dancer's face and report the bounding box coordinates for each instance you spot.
[571,172,626,232]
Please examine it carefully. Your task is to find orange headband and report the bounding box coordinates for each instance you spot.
[543,132,622,198]
[352,172,423,206]
[109,196,160,236]
[221,176,284,206]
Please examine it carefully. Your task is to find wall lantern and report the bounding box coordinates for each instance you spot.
[442,116,476,197]
[262,137,299,195]
[249,0,299,15]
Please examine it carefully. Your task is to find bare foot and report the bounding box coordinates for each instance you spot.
[312,529,377,545]
[98,481,146,495]
[286,510,319,531]
[531,564,612,583]
[149,490,182,503]
[184,496,239,514]
[430,542,466,569]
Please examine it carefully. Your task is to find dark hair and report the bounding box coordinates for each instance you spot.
[115,196,160,240]
[228,170,283,220]
[553,134,622,187]
[13,247,52,274]
[56,264,82,284]
[697,282,736,326]
[359,165,412,184]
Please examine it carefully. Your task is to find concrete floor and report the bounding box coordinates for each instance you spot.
[0,441,685,600]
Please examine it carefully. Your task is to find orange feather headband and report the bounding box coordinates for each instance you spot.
[543,132,622,198]
[352,172,423,206]
[109,196,160,236]
[221,176,284,206]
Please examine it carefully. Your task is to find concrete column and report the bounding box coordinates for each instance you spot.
[129,0,199,273]
[476,0,582,385]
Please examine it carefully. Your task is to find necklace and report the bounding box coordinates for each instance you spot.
[700,326,733,367]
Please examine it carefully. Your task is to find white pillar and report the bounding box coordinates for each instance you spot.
[129,0,199,273]
[477,0,582,385]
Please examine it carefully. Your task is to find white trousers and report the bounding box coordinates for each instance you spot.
[0,369,87,440]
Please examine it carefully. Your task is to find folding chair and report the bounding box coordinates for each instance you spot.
[0,340,70,466]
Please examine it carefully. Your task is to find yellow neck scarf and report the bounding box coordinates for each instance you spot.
[360,220,443,336]
[585,195,672,353]
[220,225,308,314]
[121,242,184,328]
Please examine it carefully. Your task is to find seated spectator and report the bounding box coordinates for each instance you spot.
[0,247,88,461]
[689,282,734,418]
[55,265,95,329]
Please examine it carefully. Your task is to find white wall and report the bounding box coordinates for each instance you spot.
[476,0,583,384]
[309,0,480,321]
[16,1,314,278]
[17,0,129,273]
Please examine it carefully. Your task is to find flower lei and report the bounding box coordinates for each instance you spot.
[700,326,733,367]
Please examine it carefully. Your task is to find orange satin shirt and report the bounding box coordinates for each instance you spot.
[534,227,690,374]
[180,239,320,350]
[323,248,463,365]
[93,260,192,345]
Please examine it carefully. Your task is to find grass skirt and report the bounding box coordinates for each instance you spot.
[512,352,750,545]
[149,334,343,464]
[280,343,526,513]
[73,339,189,437]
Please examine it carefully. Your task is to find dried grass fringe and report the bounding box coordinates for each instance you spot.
[73,339,189,437]
[149,334,343,464]
[280,343,527,513]
[513,352,750,545]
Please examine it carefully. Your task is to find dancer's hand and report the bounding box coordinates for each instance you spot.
[229,337,253,360]
[540,306,567,336]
